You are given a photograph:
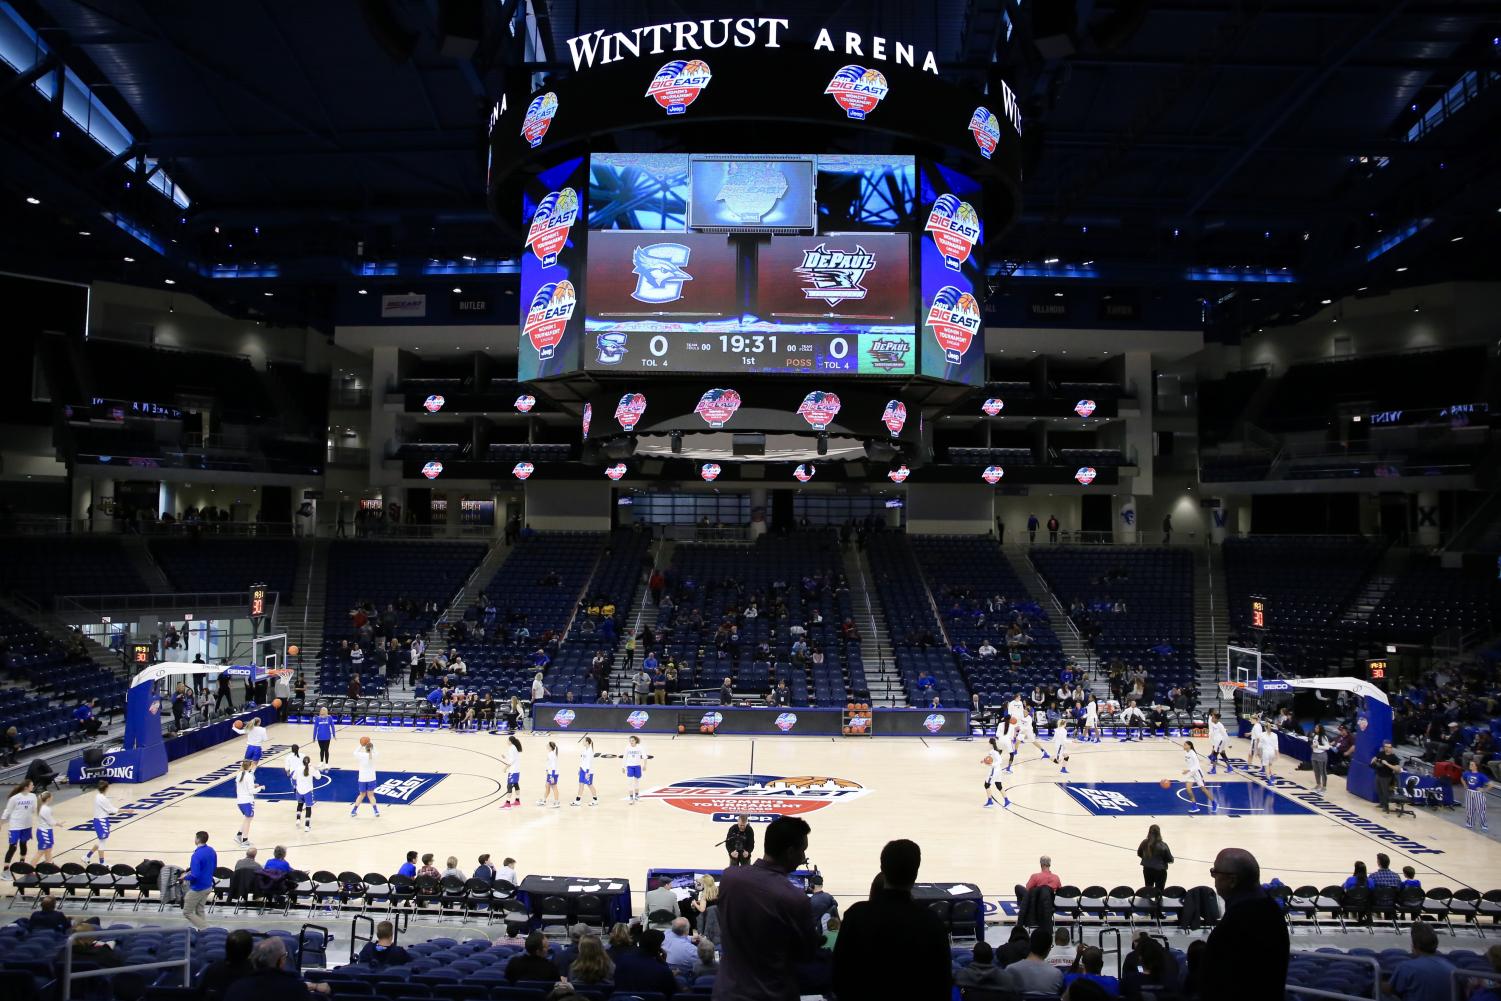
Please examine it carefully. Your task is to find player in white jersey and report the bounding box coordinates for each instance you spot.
[1005,697,1027,732]
[571,736,599,807]
[994,722,1019,772]
[32,792,56,864]
[1015,713,1038,757]
[982,738,1009,809]
[1246,715,1264,767]
[84,779,117,863]
[538,741,561,808]
[1118,700,1147,742]
[622,735,647,804]
[1,779,37,877]
[500,736,523,809]
[1207,711,1231,773]
[233,760,264,846]
[351,738,380,817]
[1259,725,1280,780]
[1083,698,1101,743]
[243,716,268,765]
[1042,719,1071,774]
[293,755,321,832]
[1181,740,1217,814]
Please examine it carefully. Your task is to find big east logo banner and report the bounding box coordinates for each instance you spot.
[793,464,815,483]
[969,106,1001,159]
[523,281,576,361]
[887,464,911,483]
[1074,399,1098,418]
[1075,466,1098,485]
[926,286,981,365]
[700,463,722,482]
[925,194,981,271]
[513,462,535,481]
[514,394,537,413]
[421,461,444,480]
[981,465,1005,484]
[825,65,889,119]
[695,388,741,428]
[422,394,445,413]
[604,463,628,481]
[797,391,842,430]
[615,392,647,431]
[521,92,558,147]
[882,399,907,437]
[981,398,1004,416]
[646,59,712,115]
[525,188,579,268]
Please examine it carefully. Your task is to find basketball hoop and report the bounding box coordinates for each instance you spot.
[1217,680,1244,700]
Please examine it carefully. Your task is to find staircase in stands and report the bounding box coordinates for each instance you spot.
[1339,546,1408,628]
[434,538,512,634]
[285,537,328,689]
[1003,547,1095,670]
[1193,547,1231,710]
[845,544,903,706]
[118,535,173,593]
[608,539,671,698]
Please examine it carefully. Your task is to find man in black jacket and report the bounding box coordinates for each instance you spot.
[503,932,561,984]
[1202,847,1289,1000]
[724,815,754,867]
[198,929,254,999]
[833,839,951,1001]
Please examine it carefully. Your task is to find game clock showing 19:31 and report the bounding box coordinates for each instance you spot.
[593,330,914,376]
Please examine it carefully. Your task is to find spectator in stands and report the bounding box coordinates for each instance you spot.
[74,699,101,737]
[29,893,70,933]
[606,923,635,964]
[833,838,950,1001]
[995,924,1032,968]
[417,854,440,879]
[496,857,519,885]
[715,815,820,1000]
[1001,928,1064,995]
[1203,847,1289,1000]
[441,856,466,881]
[616,928,677,997]
[1383,922,1453,1001]
[1046,927,1079,968]
[262,846,290,875]
[397,851,418,878]
[224,937,330,1001]
[473,854,495,882]
[1027,513,1039,543]
[663,917,699,975]
[234,848,262,874]
[0,726,17,766]
[182,830,217,930]
[1122,936,1179,1000]
[1047,514,1060,543]
[199,928,255,998]
[1370,853,1402,889]
[1344,861,1369,890]
[1401,867,1422,890]
[956,942,1007,989]
[807,874,838,929]
[1064,945,1120,997]
[356,922,410,967]
[1467,946,1501,1001]
[569,935,615,986]
[505,931,562,984]
[1025,856,1062,891]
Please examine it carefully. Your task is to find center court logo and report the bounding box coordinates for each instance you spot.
[627,710,650,729]
[646,773,870,816]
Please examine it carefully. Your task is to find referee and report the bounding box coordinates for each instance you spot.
[1463,757,1490,832]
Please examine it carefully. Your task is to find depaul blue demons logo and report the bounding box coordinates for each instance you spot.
[523,281,576,360]
[774,712,799,732]
[969,106,1001,159]
[423,394,445,413]
[627,710,650,729]
[553,709,577,728]
[796,245,874,307]
[421,461,444,480]
[797,390,842,430]
[925,194,981,271]
[521,92,558,147]
[615,392,647,431]
[926,286,982,364]
[525,188,579,268]
[631,243,693,304]
[825,65,889,119]
[646,59,711,115]
[695,388,741,428]
[645,773,869,817]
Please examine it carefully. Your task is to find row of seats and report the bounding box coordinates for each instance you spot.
[147,538,298,596]
[0,537,147,602]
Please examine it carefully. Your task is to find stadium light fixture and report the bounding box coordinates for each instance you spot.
[123,256,135,262]
[25,196,39,205]
[164,278,175,285]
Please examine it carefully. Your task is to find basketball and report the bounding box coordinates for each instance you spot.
[677,724,686,734]
[1159,778,1173,789]
[288,645,299,657]
[360,736,372,747]
[232,720,245,732]
[272,698,283,709]
[983,755,995,766]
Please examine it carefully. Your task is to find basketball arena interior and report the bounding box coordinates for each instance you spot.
[1,2,1500,1000]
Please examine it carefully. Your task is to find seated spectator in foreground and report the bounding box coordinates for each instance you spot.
[1025,855,1063,891]
[1047,926,1079,968]
[1001,929,1064,996]
[440,856,466,881]
[417,854,441,879]
[821,915,840,951]
[996,924,1033,967]
[833,838,951,1001]
[505,932,561,984]
[263,846,291,875]
[1383,922,1453,1001]
[397,851,418,878]
[234,848,263,874]
[614,928,677,997]
[1401,866,1423,890]
[1063,946,1121,998]
[606,922,635,964]
[662,917,698,975]
[198,929,255,998]
[29,894,72,933]
[1121,936,1179,1000]
[955,942,1008,989]
[224,937,331,1001]
[567,935,614,985]
[356,922,411,967]
[691,938,719,979]
[1468,945,1501,1001]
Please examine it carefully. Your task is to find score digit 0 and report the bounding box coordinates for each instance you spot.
[649,335,669,357]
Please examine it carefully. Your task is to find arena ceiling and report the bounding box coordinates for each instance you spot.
[1,0,1498,337]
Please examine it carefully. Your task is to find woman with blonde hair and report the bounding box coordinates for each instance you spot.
[568,934,614,984]
[692,874,722,943]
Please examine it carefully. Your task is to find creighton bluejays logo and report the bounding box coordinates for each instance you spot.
[882,400,907,437]
[695,388,741,427]
[514,394,537,412]
[888,464,911,484]
[581,403,592,440]
[1075,466,1098,485]
[700,463,722,482]
[553,709,576,728]
[422,394,445,413]
[421,461,444,480]
[523,281,576,360]
[969,106,1001,159]
[512,462,535,481]
[646,773,869,817]
[797,390,842,430]
[925,286,981,365]
[796,244,875,307]
[596,332,627,366]
[982,398,1004,416]
[825,65,889,119]
[604,463,627,481]
[716,161,789,224]
[1075,399,1097,418]
[521,92,558,147]
[924,714,947,734]
[627,710,651,729]
[525,188,579,267]
[925,194,981,271]
[793,464,815,483]
[646,58,711,115]
[615,392,647,431]
[981,465,1005,484]
[630,243,693,305]
[774,712,799,732]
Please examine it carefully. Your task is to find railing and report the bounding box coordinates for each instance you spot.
[1452,965,1501,1001]
[3,517,298,537]
[62,925,192,1001]
[661,525,750,542]
[848,545,887,676]
[56,590,280,617]
[327,445,371,466]
[1206,545,1219,673]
